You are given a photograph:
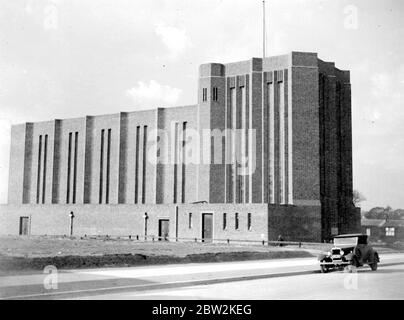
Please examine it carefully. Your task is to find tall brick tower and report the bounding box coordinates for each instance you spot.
[196,52,360,240]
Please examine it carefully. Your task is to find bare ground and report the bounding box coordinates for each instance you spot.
[0,235,315,274]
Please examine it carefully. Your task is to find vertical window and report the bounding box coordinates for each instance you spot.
[66,132,72,203]
[72,132,78,204]
[188,213,192,229]
[105,129,111,204]
[36,135,42,204]
[212,87,218,101]
[173,122,179,203]
[181,122,187,203]
[366,228,371,236]
[99,129,105,204]
[385,227,395,236]
[142,125,147,204]
[202,88,207,102]
[134,126,140,204]
[67,131,79,204]
[247,213,252,231]
[223,213,227,230]
[42,134,48,204]
[231,87,237,203]
[235,213,239,230]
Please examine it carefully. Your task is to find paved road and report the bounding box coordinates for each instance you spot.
[1,253,404,300]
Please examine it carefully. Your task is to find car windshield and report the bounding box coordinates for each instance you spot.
[333,237,358,246]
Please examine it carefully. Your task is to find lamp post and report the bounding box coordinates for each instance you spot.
[69,211,75,237]
[143,213,148,241]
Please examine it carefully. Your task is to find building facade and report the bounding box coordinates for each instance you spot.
[362,218,404,244]
[0,52,360,242]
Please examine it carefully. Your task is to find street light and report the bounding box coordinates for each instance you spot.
[143,213,148,241]
[69,211,75,237]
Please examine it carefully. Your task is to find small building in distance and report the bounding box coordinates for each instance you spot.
[362,218,404,244]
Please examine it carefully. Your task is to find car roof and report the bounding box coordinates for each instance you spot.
[333,233,367,238]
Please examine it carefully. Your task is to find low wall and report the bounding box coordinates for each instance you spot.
[177,203,269,242]
[267,205,322,242]
[0,203,321,242]
[0,204,174,238]
[0,203,269,242]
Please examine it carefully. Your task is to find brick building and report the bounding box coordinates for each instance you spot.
[362,218,404,244]
[0,52,361,242]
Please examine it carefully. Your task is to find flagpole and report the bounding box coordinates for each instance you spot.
[263,0,266,59]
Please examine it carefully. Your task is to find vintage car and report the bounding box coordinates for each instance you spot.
[318,233,380,273]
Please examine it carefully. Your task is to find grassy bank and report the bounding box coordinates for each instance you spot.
[0,236,314,274]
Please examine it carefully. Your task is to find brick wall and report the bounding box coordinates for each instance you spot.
[267,204,322,242]
[0,203,323,242]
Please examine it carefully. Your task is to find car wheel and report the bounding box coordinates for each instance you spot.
[370,259,378,271]
[320,265,328,273]
[351,256,360,268]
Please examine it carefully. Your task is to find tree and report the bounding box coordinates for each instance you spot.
[353,190,366,207]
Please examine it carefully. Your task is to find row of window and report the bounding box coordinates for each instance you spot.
[366,227,396,237]
[202,87,219,102]
[188,213,252,231]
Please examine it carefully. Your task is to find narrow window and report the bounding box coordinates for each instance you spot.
[105,129,111,204]
[366,228,371,236]
[247,212,252,231]
[66,132,72,203]
[188,212,192,229]
[142,125,147,204]
[99,129,105,204]
[42,134,48,204]
[173,122,179,203]
[235,212,239,230]
[181,121,187,203]
[202,88,208,102]
[223,213,227,230]
[72,132,78,204]
[36,135,42,204]
[213,87,218,101]
[134,126,140,204]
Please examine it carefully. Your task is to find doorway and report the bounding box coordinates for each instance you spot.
[158,219,169,241]
[19,217,29,236]
[202,213,213,242]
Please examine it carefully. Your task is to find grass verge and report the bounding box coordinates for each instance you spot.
[0,236,313,274]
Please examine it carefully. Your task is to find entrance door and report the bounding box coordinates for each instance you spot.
[158,219,169,241]
[19,217,29,235]
[202,213,213,242]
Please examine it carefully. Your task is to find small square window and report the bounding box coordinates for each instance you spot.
[385,227,395,236]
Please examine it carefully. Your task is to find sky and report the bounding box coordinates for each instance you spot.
[0,0,403,210]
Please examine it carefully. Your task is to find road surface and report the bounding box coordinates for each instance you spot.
[1,253,404,300]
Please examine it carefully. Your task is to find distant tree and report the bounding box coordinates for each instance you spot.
[352,190,366,207]
[365,207,386,219]
[394,209,404,219]
[364,206,404,220]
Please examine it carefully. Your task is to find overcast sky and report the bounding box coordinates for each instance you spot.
[0,0,403,210]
